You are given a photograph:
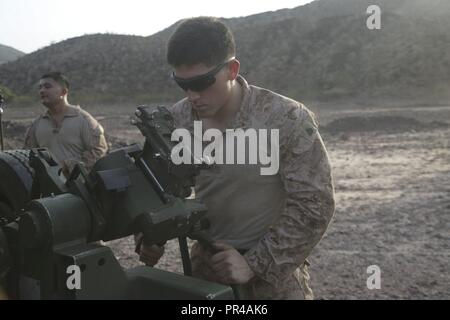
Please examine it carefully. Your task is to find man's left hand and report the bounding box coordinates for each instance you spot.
[209,242,255,285]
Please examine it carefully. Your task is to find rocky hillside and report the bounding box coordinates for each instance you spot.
[0,44,24,65]
[0,0,449,104]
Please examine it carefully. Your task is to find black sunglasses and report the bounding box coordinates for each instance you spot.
[171,58,234,92]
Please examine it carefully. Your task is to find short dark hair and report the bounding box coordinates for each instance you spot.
[167,17,236,68]
[40,72,69,89]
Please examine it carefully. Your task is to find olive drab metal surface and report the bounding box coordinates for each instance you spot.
[0,106,234,300]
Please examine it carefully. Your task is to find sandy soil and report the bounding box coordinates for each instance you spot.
[2,103,449,299]
[312,126,449,299]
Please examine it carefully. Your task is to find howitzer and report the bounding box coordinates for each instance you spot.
[0,105,234,300]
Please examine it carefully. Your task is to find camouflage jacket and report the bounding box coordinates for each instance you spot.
[169,75,335,299]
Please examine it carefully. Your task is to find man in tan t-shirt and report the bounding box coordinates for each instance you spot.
[24,72,108,174]
[139,17,335,299]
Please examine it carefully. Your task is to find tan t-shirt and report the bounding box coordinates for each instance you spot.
[24,105,108,170]
[169,76,335,299]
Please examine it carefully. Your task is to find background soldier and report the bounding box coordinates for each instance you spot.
[24,72,108,174]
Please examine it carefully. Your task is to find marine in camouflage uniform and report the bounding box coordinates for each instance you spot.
[24,105,108,171]
[24,72,107,172]
[169,75,335,299]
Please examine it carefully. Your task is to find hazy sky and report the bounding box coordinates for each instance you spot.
[0,0,312,53]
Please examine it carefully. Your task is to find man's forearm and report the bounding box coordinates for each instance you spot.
[244,190,335,287]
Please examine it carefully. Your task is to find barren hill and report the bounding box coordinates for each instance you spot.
[0,0,449,104]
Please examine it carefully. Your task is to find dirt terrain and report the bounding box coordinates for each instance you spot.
[2,102,449,299]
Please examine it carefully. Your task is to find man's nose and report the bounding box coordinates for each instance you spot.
[186,90,200,102]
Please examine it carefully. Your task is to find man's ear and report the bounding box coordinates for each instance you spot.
[61,87,69,97]
[228,59,240,81]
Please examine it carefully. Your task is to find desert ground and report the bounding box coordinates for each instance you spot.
[2,100,449,299]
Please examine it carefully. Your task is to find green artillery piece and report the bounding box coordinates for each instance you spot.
[0,106,234,300]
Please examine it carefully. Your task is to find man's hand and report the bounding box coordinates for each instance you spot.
[61,161,71,178]
[61,159,78,178]
[135,232,165,267]
[209,242,255,285]
[139,243,165,267]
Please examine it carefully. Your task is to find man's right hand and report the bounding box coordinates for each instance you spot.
[139,243,165,267]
